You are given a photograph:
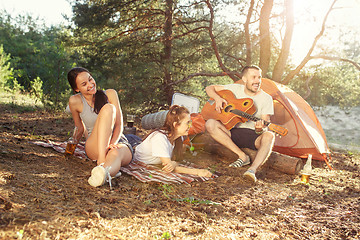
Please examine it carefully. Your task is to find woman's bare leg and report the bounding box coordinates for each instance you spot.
[85,104,116,163]
[103,146,132,176]
[87,145,132,187]
[85,104,133,187]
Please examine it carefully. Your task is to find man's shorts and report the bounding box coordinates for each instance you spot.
[230,128,260,150]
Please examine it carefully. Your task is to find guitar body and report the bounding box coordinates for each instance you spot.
[201,90,257,130]
[201,90,288,136]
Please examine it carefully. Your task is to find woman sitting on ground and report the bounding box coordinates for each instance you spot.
[67,67,133,187]
[134,105,212,177]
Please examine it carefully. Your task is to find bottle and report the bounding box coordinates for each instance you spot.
[127,114,135,128]
[300,154,312,184]
[124,114,137,135]
[65,127,79,155]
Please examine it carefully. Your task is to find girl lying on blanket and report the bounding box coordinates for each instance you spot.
[67,67,132,188]
[134,105,212,177]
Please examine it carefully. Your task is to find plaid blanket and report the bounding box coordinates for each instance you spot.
[31,140,217,184]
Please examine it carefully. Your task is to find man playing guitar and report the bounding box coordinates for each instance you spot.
[204,66,275,183]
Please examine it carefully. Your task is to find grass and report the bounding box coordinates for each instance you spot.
[0,89,44,112]
[158,184,174,199]
[175,196,220,205]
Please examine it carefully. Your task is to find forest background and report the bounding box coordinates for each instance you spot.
[0,0,359,120]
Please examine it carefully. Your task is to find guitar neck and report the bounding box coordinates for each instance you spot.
[230,109,270,126]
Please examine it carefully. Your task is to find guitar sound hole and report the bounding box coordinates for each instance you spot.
[224,105,232,112]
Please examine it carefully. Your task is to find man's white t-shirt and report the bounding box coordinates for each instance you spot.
[222,83,274,130]
[133,131,174,165]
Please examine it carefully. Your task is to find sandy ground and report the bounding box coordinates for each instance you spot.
[314,106,360,152]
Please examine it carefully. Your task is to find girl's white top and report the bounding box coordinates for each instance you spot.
[134,131,174,165]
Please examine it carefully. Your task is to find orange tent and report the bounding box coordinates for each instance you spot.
[246,78,330,162]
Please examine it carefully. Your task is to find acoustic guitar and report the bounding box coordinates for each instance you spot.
[201,90,288,136]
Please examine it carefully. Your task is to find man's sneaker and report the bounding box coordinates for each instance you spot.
[88,165,109,187]
[229,155,250,167]
[243,169,257,183]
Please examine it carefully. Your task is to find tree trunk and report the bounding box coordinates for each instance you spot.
[244,0,255,66]
[242,148,303,175]
[259,0,273,77]
[193,133,303,175]
[272,0,294,82]
[163,0,174,105]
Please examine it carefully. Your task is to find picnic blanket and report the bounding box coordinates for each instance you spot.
[31,139,217,184]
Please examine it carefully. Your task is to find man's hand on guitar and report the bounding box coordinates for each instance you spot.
[214,97,227,113]
[201,90,288,136]
[255,120,266,134]
[255,119,265,128]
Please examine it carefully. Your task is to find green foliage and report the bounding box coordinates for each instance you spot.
[69,0,224,111]
[0,45,13,89]
[0,11,75,109]
[0,89,43,112]
[175,196,220,205]
[160,231,171,239]
[66,0,290,113]
[6,78,24,93]
[158,184,174,199]
[16,230,24,239]
[348,150,360,158]
[288,26,360,108]
[289,61,360,108]
[30,77,43,103]
[1,1,359,115]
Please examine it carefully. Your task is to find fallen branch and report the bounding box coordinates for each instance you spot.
[196,133,303,175]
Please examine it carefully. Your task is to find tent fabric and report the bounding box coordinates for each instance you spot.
[189,113,206,136]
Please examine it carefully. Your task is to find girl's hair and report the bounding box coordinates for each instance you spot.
[161,105,190,137]
[144,105,190,160]
[67,67,108,114]
[165,105,190,160]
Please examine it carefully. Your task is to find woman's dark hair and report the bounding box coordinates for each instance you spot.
[93,90,109,114]
[67,67,108,114]
[144,105,190,160]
